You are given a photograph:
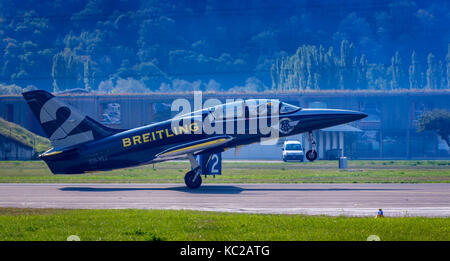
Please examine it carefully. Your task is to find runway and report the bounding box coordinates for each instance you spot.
[0,183,449,217]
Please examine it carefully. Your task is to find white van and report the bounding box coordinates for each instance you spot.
[282,140,304,162]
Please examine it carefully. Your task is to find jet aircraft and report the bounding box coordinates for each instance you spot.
[22,90,367,189]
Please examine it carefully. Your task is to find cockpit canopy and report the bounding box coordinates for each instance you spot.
[279,102,301,114]
[176,99,301,119]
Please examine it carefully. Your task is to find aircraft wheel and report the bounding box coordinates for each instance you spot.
[184,169,202,189]
[306,150,317,162]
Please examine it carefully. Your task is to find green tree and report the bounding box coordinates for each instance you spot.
[408,51,421,89]
[417,109,450,148]
[388,51,405,89]
[446,43,450,89]
[426,53,438,89]
[357,54,368,90]
[339,40,356,90]
[51,49,85,92]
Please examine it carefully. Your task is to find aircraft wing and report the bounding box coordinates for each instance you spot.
[156,135,233,159]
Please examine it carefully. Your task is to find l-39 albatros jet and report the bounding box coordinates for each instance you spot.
[23,90,367,189]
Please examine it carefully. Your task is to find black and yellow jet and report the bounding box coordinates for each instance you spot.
[23,90,367,189]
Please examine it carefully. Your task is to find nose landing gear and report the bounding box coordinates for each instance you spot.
[306,131,318,162]
[306,150,318,161]
[185,154,202,189]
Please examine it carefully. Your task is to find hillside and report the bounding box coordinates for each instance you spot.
[0,0,449,93]
[0,118,51,154]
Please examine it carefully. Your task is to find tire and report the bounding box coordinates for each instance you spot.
[306,150,317,161]
[184,170,202,189]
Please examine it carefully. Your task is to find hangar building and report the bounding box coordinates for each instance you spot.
[1,90,449,160]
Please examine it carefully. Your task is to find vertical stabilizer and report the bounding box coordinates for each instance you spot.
[22,90,122,149]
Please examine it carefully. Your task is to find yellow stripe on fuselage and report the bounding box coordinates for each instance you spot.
[159,138,227,157]
[42,150,64,157]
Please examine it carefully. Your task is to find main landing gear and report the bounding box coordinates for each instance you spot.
[306,131,318,162]
[184,154,202,189]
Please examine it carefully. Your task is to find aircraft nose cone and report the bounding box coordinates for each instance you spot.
[333,110,368,124]
[345,111,368,122]
[294,109,368,130]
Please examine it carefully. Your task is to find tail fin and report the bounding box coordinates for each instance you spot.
[22,90,122,149]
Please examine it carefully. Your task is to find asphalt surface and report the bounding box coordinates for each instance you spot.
[0,183,449,217]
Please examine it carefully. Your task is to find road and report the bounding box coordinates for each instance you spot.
[0,183,449,217]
